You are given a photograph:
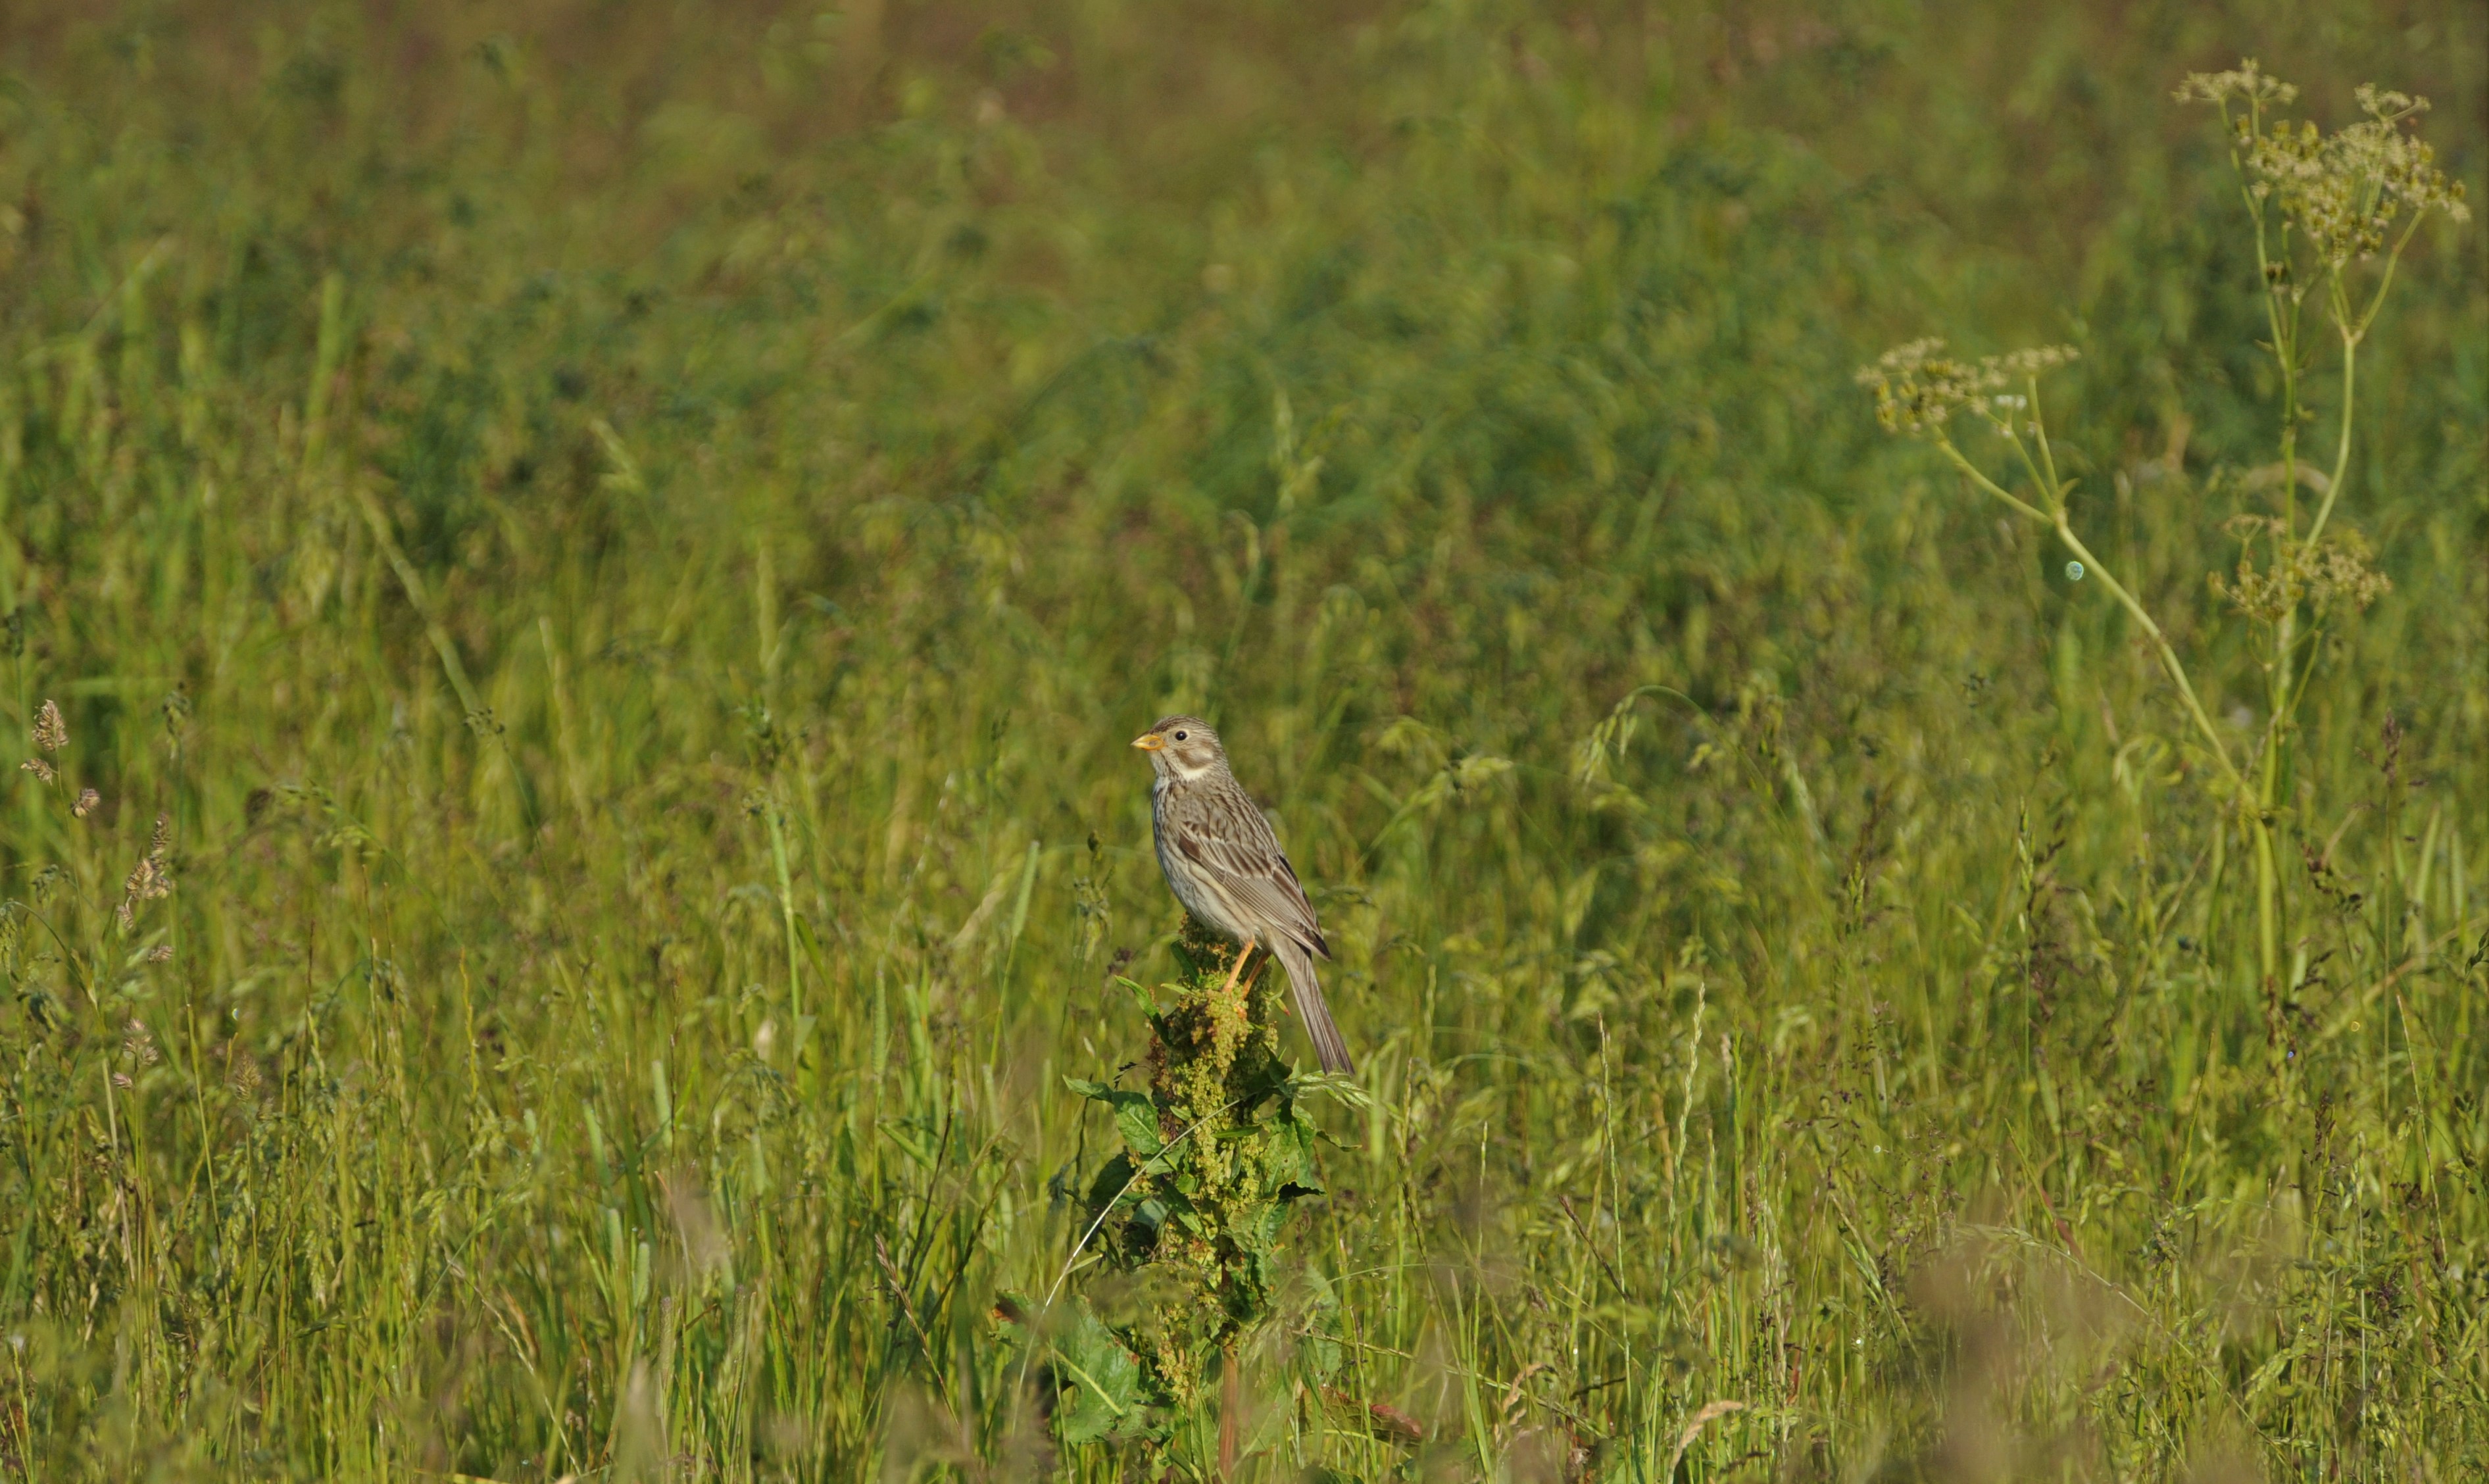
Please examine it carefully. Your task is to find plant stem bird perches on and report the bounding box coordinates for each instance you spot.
[1004,915,1336,1466]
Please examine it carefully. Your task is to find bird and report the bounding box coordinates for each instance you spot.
[1131,715,1352,1074]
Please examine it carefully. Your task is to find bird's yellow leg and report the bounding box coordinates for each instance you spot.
[1221,934,1257,997]
[1235,954,1271,1021]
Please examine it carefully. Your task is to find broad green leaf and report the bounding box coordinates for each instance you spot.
[1050,1300,1150,1445]
[1106,1090,1164,1158]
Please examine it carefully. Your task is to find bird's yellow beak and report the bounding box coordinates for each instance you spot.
[1131,731,1166,752]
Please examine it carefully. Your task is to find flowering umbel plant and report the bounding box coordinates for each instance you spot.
[2179,66,2467,273]
[1858,64,2463,1012]
[1856,340,2077,437]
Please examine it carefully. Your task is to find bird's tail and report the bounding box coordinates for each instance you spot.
[1271,939,1353,1075]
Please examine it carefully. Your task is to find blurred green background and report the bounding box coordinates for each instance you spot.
[0,1,2481,1479]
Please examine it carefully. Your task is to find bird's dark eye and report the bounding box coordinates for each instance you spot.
[1174,731,1188,741]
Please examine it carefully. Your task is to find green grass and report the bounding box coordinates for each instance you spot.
[0,1,2482,1479]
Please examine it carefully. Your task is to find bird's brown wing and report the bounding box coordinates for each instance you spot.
[1166,784,1329,958]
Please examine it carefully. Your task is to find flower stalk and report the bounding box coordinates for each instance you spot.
[1858,66,2459,1002]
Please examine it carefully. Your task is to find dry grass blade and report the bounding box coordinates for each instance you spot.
[1664,1400,1748,1477]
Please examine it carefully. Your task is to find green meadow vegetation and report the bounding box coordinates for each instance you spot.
[0,1,2482,1478]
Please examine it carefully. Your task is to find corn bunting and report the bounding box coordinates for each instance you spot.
[1132,716,1352,1074]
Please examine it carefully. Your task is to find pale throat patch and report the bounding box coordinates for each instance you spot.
[1152,751,1217,785]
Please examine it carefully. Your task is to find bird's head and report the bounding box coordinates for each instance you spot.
[1131,715,1225,781]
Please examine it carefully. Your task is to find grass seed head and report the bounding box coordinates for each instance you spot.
[32,699,64,754]
[116,813,178,926]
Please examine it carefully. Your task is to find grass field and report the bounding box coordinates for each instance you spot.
[0,2,2483,1479]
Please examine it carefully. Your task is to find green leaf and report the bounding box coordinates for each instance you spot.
[1113,975,1158,1020]
[1084,1152,1139,1214]
[1106,1091,1165,1158]
[1263,1111,1325,1197]
[1049,1299,1152,1445]
[1065,1078,1166,1159]
[1290,1070,1371,1110]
